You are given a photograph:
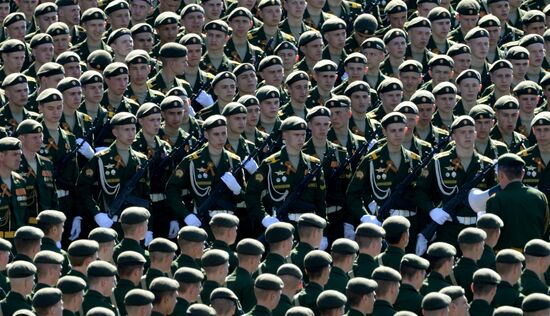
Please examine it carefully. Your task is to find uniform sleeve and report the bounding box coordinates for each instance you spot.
[245,161,269,224]
[414,160,439,215]
[76,156,101,216]
[165,158,192,221]
[346,156,370,223]
[315,168,327,220]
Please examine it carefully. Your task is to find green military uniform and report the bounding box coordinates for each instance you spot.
[0,260,36,314]
[124,86,164,106]
[226,266,256,312]
[489,127,528,153]
[224,38,264,68]
[60,111,94,140]
[171,253,201,273]
[302,9,334,31]
[395,283,423,315]
[199,54,240,76]
[248,26,295,56]
[492,249,525,307]
[0,105,40,136]
[293,282,323,313]
[349,114,381,139]
[113,279,135,316]
[70,40,112,61]
[41,237,71,275]
[147,72,193,96]
[325,265,348,293]
[450,228,487,301]
[256,252,287,276]
[305,87,335,110]
[82,289,118,315]
[421,271,451,295]
[18,153,57,221]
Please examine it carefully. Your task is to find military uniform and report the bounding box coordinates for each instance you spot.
[519,144,550,197]
[489,126,528,153]
[18,154,57,222]
[248,26,295,56]
[147,72,193,96]
[394,283,423,315]
[60,111,94,140]
[171,253,200,273]
[450,256,478,301]
[82,289,118,315]
[113,279,135,316]
[520,268,549,295]
[469,299,493,315]
[0,291,32,315]
[0,106,40,136]
[226,266,256,312]
[124,86,165,106]
[293,282,323,314]
[224,38,264,69]
[420,271,451,295]
[371,299,396,316]
[70,41,113,61]
[493,280,524,308]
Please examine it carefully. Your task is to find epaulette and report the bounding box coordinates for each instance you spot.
[355,135,367,143]
[38,154,51,162]
[433,126,450,136]
[434,150,452,159]
[227,150,240,160]
[97,148,110,156]
[349,1,362,9]
[244,139,255,147]
[518,146,532,157]
[205,72,215,79]
[12,171,24,181]
[26,76,36,83]
[307,154,320,163]
[134,150,148,159]
[151,89,165,97]
[367,147,384,161]
[480,154,493,164]
[416,138,432,148]
[265,152,280,164]
[284,33,296,42]
[189,151,201,160]
[82,113,93,122]
[410,151,421,160]
[247,32,254,41]
[492,139,508,149]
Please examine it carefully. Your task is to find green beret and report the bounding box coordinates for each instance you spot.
[136,102,161,118]
[181,4,205,18]
[465,27,489,40]
[383,28,407,44]
[149,238,177,253]
[7,261,36,278]
[110,112,137,127]
[532,112,550,127]
[406,17,431,30]
[506,46,530,60]
[87,49,112,71]
[2,73,27,88]
[344,52,367,65]
[57,275,86,294]
[286,70,309,86]
[513,80,541,96]
[321,17,347,34]
[201,249,229,267]
[150,277,179,292]
[258,0,281,10]
[30,33,54,49]
[428,55,454,69]
[378,78,403,93]
[32,288,62,308]
[116,251,146,266]
[354,13,378,35]
[395,101,419,115]
[87,307,115,316]
[204,19,229,34]
[422,293,451,311]
[472,268,501,285]
[313,60,338,73]
[124,289,154,306]
[304,250,332,272]
[236,238,265,255]
[238,95,260,107]
[15,119,42,136]
[490,59,513,73]
[15,226,44,240]
[34,250,64,265]
[317,290,347,310]
[306,106,331,121]
[410,90,435,105]
[524,239,550,256]
[494,95,519,110]
[385,0,407,14]
[399,60,423,73]
[255,85,280,102]
[469,104,494,120]
[234,63,255,77]
[186,304,216,316]
[355,223,386,238]
[131,23,153,36]
[3,13,26,27]
[361,37,385,51]
[0,238,12,251]
[381,112,407,128]
[277,263,303,279]
[522,293,550,312]
[346,277,378,295]
[519,34,544,48]
[174,267,204,284]
[0,137,21,152]
[439,286,465,300]
[212,71,236,87]
[178,226,208,242]
[203,114,227,130]
[209,213,240,227]
[345,81,371,97]
[67,239,99,257]
[427,242,456,258]
[265,222,294,243]
[57,77,81,93]
[478,14,500,28]
[428,7,451,21]
[105,0,129,15]
[120,206,150,224]
[447,43,471,57]
[433,82,457,96]
[210,287,239,302]
[107,27,132,45]
[255,273,284,290]
[523,10,547,25]
[493,306,523,316]
[476,213,504,229]
[298,213,327,229]
[221,102,247,117]
[103,62,128,78]
[451,115,475,132]
[87,260,117,277]
[80,70,103,86]
[456,69,481,84]
[37,88,63,104]
[371,266,402,282]
[227,7,253,21]
[496,249,525,264]
[161,96,185,111]
[457,227,487,244]
[281,116,308,131]
[275,41,298,54]
[286,307,315,316]
[81,8,106,23]
[456,0,480,15]
[331,238,359,255]
[159,43,187,58]
[154,11,179,27]
[401,254,429,270]
[298,30,323,47]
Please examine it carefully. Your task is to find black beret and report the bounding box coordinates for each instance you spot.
[354,13,378,35]
[513,80,541,96]
[457,227,487,244]
[371,266,402,282]
[422,293,451,311]
[211,71,236,87]
[275,41,298,54]
[286,307,315,316]
[464,27,489,40]
[34,250,64,265]
[472,268,501,285]
[523,10,546,25]
[87,307,115,316]
[120,206,150,224]
[532,112,550,127]
[522,293,550,312]
[178,226,208,242]
[209,213,240,227]
[385,0,407,14]
[204,20,229,34]
[439,286,465,300]
[110,112,137,126]
[285,70,309,86]
[316,290,347,310]
[154,11,179,27]
[447,43,471,57]
[203,114,227,130]
[107,27,132,45]
[304,250,332,272]
[2,73,27,88]
[456,69,481,84]
[161,96,185,110]
[255,273,284,290]
[383,28,407,44]
[494,95,519,110]
[256,85,280,102]
[469,104,494,120]
[0,136,21,152]
[35,3,58,17]
[15,226,44,240]
[201,249,229,267]
[456,0,480,15]
[210,287,239,302]
[313,60,338,72]
[451,115,475,132]
[37,62,65,78]
[150,277,179,292]
[57,275,86,294]
[238,95,260,107]
[401,253,429,270]
[103,62,128,78]
[428,7,452,21]
[524,239,550,257]
[277,263,303,279]
[80,70,103,86]
[428,55,454,68]
[395,101,419,115]
[7,261,37,278]
[489,59,513,73]
[67,239,99,257]
[410,90,435,105]
[136,102,162,118]
[181,4,205,18]
[234,63,255,77]
[331,238,359,255]
[80,8,106,23]
[321,17,347,34]
[1,39,26,55]
[298,30,323,47]
[345,81,371,97]
[427,242,456,258]
[493,306,523,316]
[381,112,407,128]
[15,119,43,136]
[432,82,457,96]
[361,37,385,51]
[346,277,378,295]
[55,0,79,7]
[105,0,129,15]
[159,43,187,58]
[476,213,504,229]
[186,304,216,316]
[378,78,403,93]
[258,0,281,9]
[57,77,81,92]
[0,238,12,251]
[87,50,112,71]
[258,55,283,72]
[148,238,177,253]
[36,210,66,225]
[174,267,204,284]
[519,34,544,48]
[506,46,530,60]
[478,14,501,28]
[406,17,431,30]
[227,7,252,21]
[399,60,423,73]
[281,116,308,131]
[166,87,188,98]
[495,249,525,264]
[306,106,331,121]
[236,238,265,255]
[124,289,155,306]
[116,251,146,266]
[87,260,117,277]
[265,222,294,243]
[32,288,62,308]
[355,223,386,238]
[131,23,153,35]
[30,33,54,49]
[4,13,25,27]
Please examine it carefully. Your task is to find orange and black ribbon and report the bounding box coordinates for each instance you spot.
[534,157,545,172]
[114,155,125,169]
[46,138,58,151]
[451,157,463,171]
[384,160,398,173]
[205,162,216,177]
[284,161,296,174]
[0,184,11,198]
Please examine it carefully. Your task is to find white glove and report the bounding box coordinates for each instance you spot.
[56,241,62,249]
[184,213,202,227]
[221,172,241,195]
[69,216,82,240]
[195,90,214,107]
[429,207,451,225]
[243,156,259,174]
[188,105,197,117]
[262,215,279,228]
[344,223,355,240]
[476,211,486,220]
[368,200,378,213]
[94,213,113,228]
[95,146,108,153]
[168,220,180,238]
[144,231,153,246]
[360,214,382,226]
[415,234,428,256]
[320,237,328,251]
[76,138,95,159]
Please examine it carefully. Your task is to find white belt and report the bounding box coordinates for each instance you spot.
[327,206,342,214]
[209,210,234,217]
[150,193,166,202]
[456,216,477,225]
[391,210,417,217]
[288,213,302,221]
[57,190,69,198]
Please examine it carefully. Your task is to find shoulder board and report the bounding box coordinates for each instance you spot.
[349,2,362,8]
[152,89,165,97]
[189,151,201,160]
[284,34,295,42]
[97,148,110,156]
[434,150,452,159]
[134,151,148,159]
[355,135,367,142]
[265,152,280,164]
[227,151,240,160]
[244,139,255,147]
[331,142,347,153]
[479,155,493,164]
[82,113,93,122]
[25,76,36,83]
[518,147,531,157]
[247,32,254,40]
[492,139,508,148]
[409,151,421,160]
[205,72,215,79]
[37,154,51,163]
[160,139,171,149]
[307,154,320,163]
[12,172,24,181]
[367,147,384,160]
[417,139,433,148]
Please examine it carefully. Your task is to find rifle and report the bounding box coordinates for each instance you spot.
[154,133,201,172]
[376,136,450,222]
[497,31,514,47]
[195,133,276,222]
[327,130,379,182]
[363,0,382,13]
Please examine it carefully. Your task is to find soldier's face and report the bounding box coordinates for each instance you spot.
[435,94,456,114]
[0,149,22,171]
[458,78,481,102]
[259,98,280,119]
[467,37,489,59]
[284,0,306,18]
[496,109,519,133]
[128,63,151,85]
[205,126,228,150]
[261,65,284,87]
[162,108,184,128]
[83,83,104,104]
[489,2,509,21]
[345,63,366,82]
[324,29,347,50]
[417,104,435,126]
[108,9,130,29]
[532,125,550,146]
[314,71,338,92]
[202,0,223,20]
[39,101,64,124]
[113,124,137,146]
[139,113,162,136]
[237,71,257,94]
[404,114,418,133]
[58,5,80,25]
[309,116,331,140]
[408,27,431,50]
[431,19,451,39]
[518,95,539,114]
[185,44,202,67]
[133,32,154,52]
[458,14,479,32]
[182,12,205,34]
[111,35,134,58]
[229,17,252,36]
[0,4,10,23]
[526,22,546,36]
[7,21,27,41]
[287,80,309,104]
[527,43,545,67]
[259,6,282,26]
[452,126,476,149]
[383,123,406,147]
[485,26,501,46]
[105,74,129,95]
[510,59,529,79]
[0,251,9,270]
[418,3,437,17]
[474,118,494,139]
[364,49,385,68]
[452,53,472,75]
[62,87,83,110]
[157,24,179,43]
[387,37,407,58]
[44,74,65,90]
[388,12,407,29]
[5,83,30,107]
[246,105,260,127]
[277,50,297,71]
[302,39,323,61]
[37,12,58,32]
[399,72,423,93]
[53,34,72,57]
[213,79,236,103]
[283,130,306,151]
[227,114,247,134]
[350,91,371,114]
[84,20,106,42]
[380,91,403,110]
[430,66,453,87]
[205,30,227,50]
[130,0,151,22]
[329,107,350,129]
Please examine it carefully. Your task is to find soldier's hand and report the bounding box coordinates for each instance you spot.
[76,138,95,159]
[243,156,259,174]
[221,172,242,195]
[184,214,202,227]
[343,223,355,240]
[94,213,114,228]
[69,216,82,240]
[368,200,378,213]
[196,91,214,107]
[144,231,153,246]
[320,237,328,250]
[429,207,451,225]
[168,220,180,238]
[360,214,382,226]
[415,234,428,256]
[262,215,279,228]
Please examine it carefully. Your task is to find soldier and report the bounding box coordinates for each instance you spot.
[291,213,326,274]
[241,95,270,152]
[476,213,503,270]
[370,266,402,316]
[275,42,299,81]
[0,239,10,298]
[107,28,133,64]
[421,293,452,316]
[295,31,323,80]
[520,34,547,83]
[448,0,480,43]
[427,8,455,54]
[278,72,309,121]
[248,0,295,54]
[468,105,508,160]
[293,250,332,315]
[398,60,424,102]
[520,112,550,197]
[325,239,358,293]
[305,60,338,109]
[345,277,377,316]
[200,20,239,76]
[24,34,56,80]
[0,73,40,135]
[479,60,514,107]
[172,226,208,272]
[438,286,469,316]
[368,78,404,122]
[149,277,179,316]
[13,226,42,263]
[225,8,264,67]
[375,216,411,271]
[345,81,380,138]
[100,63,140,116]
[522,293,550,315]
[320,17,348,83]
[57,275,87,316]
[124,289,154,316]
[0,261,36,314]
[513,81,540,144]
[147,43,192,95]
[404,17,435,74]
[451,227,487,301]
[82,261,118,315]
[507,47,530,88]
[210,288,240,316]
[234,63,258,98]
[394,254,429,314]
[200,249,229,305]
[124,50,164,106]
[36,210,70,274]
[454,70,482,117]
[209,214,239,273]
[395,102,433,158]
[78,70,107,125]
[248,274,284,316]
[70,8,112,60]
[344,14,378,54]
[327,96,367,159]
[465,27,491,90]
[477,15,504,64]
[352,223,385,279]
[114,251,146,316]
[179,34,213,99]
[256,223,294,276]
[221,102,255,162]
[172,267,204,315]
[431,82,458,131]
[493,249,525,308]
[274,264,303,316]
[420,243,455,295]
[0,37,32,84]
[411,90,448,146]
[33,250,64,293]
[112,207,151,265]
[88,227,118,264]
[178,4,206,36]
[144,238,177,288]
[57,78,94,144]
[469,268,501,315]
[256,85,283,136]
[158,95,198,161]
[257,56,289,106]
[316,290,347,316]
[198,72,237,121]
[86,49,112,73]
[66,239,100,285]
[520,239,550,296]
[150,12,180,58]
